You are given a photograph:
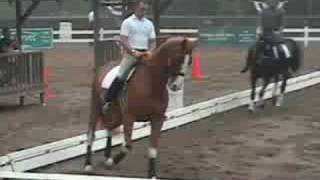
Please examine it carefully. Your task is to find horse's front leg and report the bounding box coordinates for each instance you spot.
[249,74,257,112]
[257,77,270,108]
[272,75,279,105]
[276,73,289,107]
[112,113,134,166]
[148,115,165,179]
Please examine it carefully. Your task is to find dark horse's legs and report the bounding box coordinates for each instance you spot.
[276,72,289,107]
[257,77,271,108]
[272,75,279,105]
[148,115,165,178]
[249,74,257,111]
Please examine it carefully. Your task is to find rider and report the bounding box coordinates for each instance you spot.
[256,0,288,60]
[102,0,156,112]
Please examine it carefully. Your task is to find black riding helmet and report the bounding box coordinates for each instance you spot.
[266,0,279,9]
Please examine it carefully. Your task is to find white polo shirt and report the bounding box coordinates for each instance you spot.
[120,14,156,50]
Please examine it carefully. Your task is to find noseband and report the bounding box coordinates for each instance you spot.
[172,72,185,77]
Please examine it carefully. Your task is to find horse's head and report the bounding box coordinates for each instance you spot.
[156,37,198,91]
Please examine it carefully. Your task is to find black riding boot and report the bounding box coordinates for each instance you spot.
[102,77,124,113]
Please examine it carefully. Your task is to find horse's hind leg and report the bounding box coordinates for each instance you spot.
[103,108,122,168]
[84,114,98,172]
[276,73,289,107]
[148,115,165,179]
[272,75,279,105]
[257,77,271,108]
[112,113,134,166]
[249,75,257,112]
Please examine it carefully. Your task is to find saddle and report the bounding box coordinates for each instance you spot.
[101,65,137,89]
[257,35,291,62]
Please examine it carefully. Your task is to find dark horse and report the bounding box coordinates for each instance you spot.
[241,38,302,111]
[84,37,197,178]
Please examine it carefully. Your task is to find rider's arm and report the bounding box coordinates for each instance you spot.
[120,19,136,56]
[148,22,156,51]
[149,39,156,51]
[120,35,132,54]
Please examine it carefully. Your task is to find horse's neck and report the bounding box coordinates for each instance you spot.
[143,52,170,92]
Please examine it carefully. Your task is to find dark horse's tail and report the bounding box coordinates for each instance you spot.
[285,38,302,72]
[241,44,256,73]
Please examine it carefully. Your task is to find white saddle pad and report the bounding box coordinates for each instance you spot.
[101,66,120,89]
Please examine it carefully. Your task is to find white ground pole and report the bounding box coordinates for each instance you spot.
[0,171,168,180]
[1,71,320,173]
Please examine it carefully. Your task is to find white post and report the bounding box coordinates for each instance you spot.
[59,22,72,41]
[304,26,309,48]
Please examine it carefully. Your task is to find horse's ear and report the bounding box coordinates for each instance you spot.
[182,37,198,53]
[182,37,188,52]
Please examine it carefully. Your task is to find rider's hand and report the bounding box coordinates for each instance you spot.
[131,50,142,58]
[132,50,152,61]
[141,51,152,61]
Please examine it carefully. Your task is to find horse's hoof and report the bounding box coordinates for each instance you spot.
[151,177,157,180]
[276,102,283,107]
[275,95,284,107]
[272,97,277,105]
[104,158,114,168]
[257,102,265,109]
[248,101,255,112]
[84,165,94,173]
[248,105,255,112]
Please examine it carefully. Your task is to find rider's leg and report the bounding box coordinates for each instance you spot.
[273,31,289,59]
[272,43,280,59]
[276,33,291,59]
[102,55,137,112]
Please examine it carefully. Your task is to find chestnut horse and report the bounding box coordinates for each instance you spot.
[84,37,197,178]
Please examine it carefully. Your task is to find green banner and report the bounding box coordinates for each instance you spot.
[0,28,53,50]
[21,28,53,50]
[200,26,256,46]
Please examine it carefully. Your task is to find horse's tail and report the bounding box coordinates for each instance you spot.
[87,69,101,138]
[241,44,256,73]
[84,67,104,171]
[286,38,302,72]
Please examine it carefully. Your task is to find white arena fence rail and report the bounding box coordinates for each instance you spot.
[53,28,200,43]
[53,26,319,48]
[1,71,320,173]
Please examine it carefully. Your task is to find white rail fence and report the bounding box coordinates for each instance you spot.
[284,26,320,47]
[55,23,319,48]
[53,28,199,43]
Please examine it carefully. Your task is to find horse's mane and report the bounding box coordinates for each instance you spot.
[152,37,184,56]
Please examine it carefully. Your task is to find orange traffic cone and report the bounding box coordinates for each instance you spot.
[44,66,56,100]
[192,53,205,80]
